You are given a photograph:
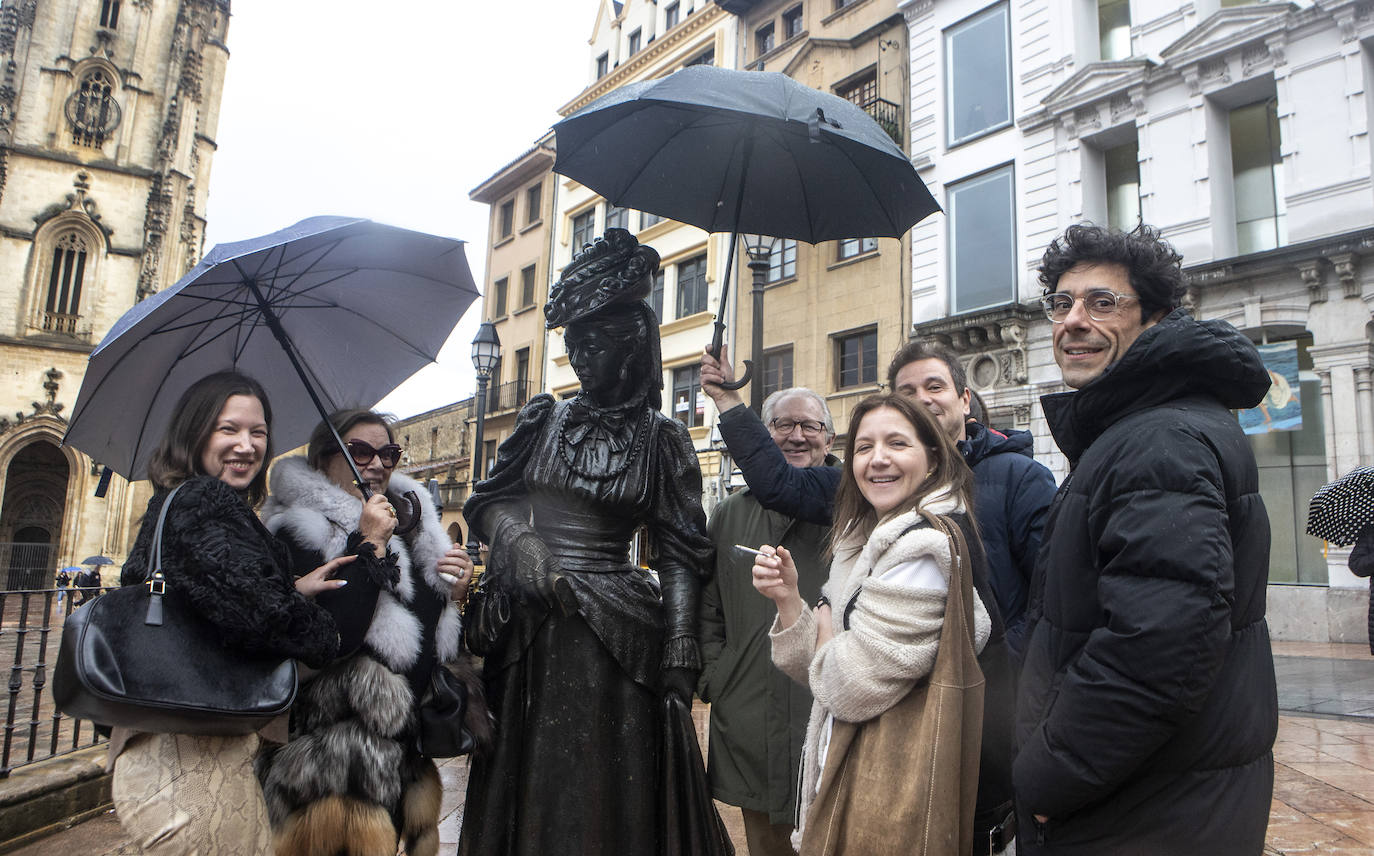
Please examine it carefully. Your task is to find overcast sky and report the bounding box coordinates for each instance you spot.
[204,1,600,417]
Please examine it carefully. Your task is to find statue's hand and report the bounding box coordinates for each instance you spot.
[510,531,578,615]
[661,666,699,706]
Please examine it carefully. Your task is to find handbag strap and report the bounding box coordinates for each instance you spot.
[918,509,978,653]
[147,482,187,584]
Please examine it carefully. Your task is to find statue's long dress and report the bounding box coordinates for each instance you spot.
[459,393,712,856]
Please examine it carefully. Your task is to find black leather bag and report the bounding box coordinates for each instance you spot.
[52,483,298,735]
[462,569,511,658]
[414,664,475,759]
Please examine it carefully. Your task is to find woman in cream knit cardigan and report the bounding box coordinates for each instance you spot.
[751,394,991,849]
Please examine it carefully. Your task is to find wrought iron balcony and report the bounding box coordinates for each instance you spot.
[861,97,903,146]
[480,380,531,415]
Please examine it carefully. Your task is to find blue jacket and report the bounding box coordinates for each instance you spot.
[717,404,839,526]
[959,421,1057,659]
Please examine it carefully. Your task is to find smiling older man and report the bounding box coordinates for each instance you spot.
[695,381,838,855]
[1015,224,1277,855]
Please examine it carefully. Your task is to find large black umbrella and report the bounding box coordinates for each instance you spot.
[553,65,939,385]
[64,216,479,510]
[1306,466,1374,546]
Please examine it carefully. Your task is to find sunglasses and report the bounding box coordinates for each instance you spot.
[341,439,403,469]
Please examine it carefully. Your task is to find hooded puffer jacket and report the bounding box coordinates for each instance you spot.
[1014,309,1277,855]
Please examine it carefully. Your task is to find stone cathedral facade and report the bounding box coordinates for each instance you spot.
[0,0,230,586]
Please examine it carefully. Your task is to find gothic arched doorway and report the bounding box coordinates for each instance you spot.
[1,440,69,590]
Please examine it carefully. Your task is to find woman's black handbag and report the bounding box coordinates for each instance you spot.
[414,664,476,759]
[462,569,511,657]
[52,483,298,735]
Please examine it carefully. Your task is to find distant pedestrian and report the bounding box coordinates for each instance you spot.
[74,568,99,605]
[1014,224,1276,854]
[1347,525,1374,654]
[55,568,71,604]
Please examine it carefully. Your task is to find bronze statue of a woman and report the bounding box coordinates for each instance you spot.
[459,229,717,854]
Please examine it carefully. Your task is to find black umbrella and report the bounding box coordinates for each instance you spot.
[553,65,939,386]
[1307,466,1374,546]
[81,556,114,566]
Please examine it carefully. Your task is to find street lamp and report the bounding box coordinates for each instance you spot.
[466,321,500,564]
[742,234,777,414]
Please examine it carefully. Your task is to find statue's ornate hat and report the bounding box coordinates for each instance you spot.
[544,228,660,329]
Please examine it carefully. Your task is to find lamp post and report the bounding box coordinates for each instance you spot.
[466,321,500,564]
[742,235,776,414]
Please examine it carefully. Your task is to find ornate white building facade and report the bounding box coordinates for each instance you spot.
[902,0,1374,641]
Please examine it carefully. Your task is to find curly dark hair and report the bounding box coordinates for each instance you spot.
[1037,223,1185,321]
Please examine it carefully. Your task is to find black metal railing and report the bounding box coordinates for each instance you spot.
[861,97,903,146]
[0,543,56,591]
[1,587,110,778]
[484,380,530,415]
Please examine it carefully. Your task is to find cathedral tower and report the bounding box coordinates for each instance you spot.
[0,0,231,584]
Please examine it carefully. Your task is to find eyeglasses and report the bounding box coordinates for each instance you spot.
[341,439,403,469]
[1041,289,1139,323]
[769,418,828,437]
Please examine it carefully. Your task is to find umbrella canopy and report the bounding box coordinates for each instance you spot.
[81,556,114,566]
[64,216,479,481]
[1306,465,1374,546]
[553,65,938,243]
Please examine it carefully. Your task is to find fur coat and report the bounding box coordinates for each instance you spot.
[769,495,992,848]
[256,457,462,852]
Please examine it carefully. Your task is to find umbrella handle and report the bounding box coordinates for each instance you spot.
[717,360,753,391]
[393,490,422,536]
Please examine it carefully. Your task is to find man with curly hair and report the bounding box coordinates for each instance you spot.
[1014,224,1277,855]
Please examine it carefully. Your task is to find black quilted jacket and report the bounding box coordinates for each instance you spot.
[1014,310,1277,855]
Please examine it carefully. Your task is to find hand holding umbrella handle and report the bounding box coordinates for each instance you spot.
[392,491,422,536]
[708,319,753,391]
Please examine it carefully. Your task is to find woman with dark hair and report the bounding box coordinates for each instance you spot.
[751,393,992,852]
[110,370,345,855]
[459,229,715,855]
[256,408,475,856]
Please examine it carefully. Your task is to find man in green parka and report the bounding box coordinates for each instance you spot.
[697,386,837,856]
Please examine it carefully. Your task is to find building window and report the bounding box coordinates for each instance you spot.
[641,210,664,230]
[835,328,877,389]
[756,22,776,56]
[526,183,542,224]
[838,70,877,110]
[520,264,537,308]
[596,52,610,78]
[499,200,515,240]
[665,2,681,28]
[628,28,642,56]
[835,0,857,8]
[100,0,120,28]
[483,439,498,481]
[686,48,714,67]
[768,239,797,282]
[945,3,1012,146]
[783,5,804,39]
[672,365,704,428]
[837,236,877,260]
[650,270,665,321]
[515,348,531,402]
[1098,0,1131,61]
[68,69,120,148]
[572,209,596,249]
[42,233,88,334]
[762,347,794,399]
[493,276,508,318]
[1231,98,1285,255]
[948,165,1016,314]
[1105,140,1141,231]
[605,204,629,231]
[676,254,708,318]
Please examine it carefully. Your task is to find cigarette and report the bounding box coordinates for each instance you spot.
[734,544,773,557]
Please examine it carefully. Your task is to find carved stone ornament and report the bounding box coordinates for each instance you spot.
[1330,253,1360,299]
[1298,260,1326,305]
[0,367,66,436]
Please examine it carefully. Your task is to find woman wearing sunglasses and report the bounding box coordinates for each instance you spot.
[256,409,478,856]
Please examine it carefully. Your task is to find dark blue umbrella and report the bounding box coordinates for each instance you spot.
[64,216,479,498]
[80,556,113,566]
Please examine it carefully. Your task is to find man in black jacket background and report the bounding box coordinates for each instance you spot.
[1014,224,1276,855]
